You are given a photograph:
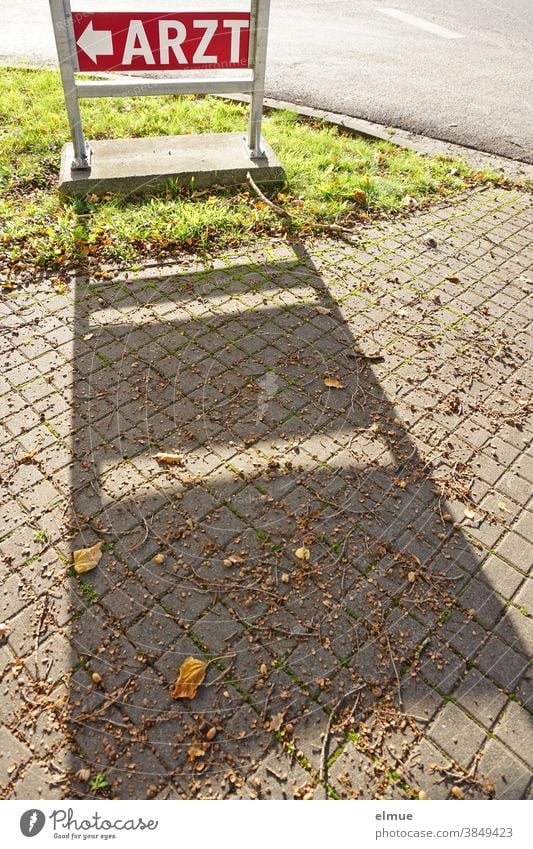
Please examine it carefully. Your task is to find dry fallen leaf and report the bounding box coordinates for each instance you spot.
[451,786,465,799]
[407,571,417,583]
[154,452,183,465]
[498,501,512,514]
[228,553,244,564]
[153,553,166,564]
[323,377,344,389]
[76,768,91,782]
[91,672,102,685]
[294,546,311,561]
[418,789,429,800]
[281,573,290,584]
[269,712,285,731]
[464,507,476,520]
[171,656,208,699]
[73,541,103,575]
[0,622,11,638]
[187,743,207,762]
[205,727,217,741]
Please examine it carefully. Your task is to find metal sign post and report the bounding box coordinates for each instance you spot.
[49,0,91,169]
[48,0,273,172]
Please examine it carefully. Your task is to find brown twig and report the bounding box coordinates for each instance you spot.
[246,172,291,218]
[246,171,355,235]
[318,685,364,796]
[386,635,403,713]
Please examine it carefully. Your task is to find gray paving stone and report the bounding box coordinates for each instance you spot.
[494,702,533,768]
[126,608,181,660]
[0,727,31,786]
[428,703,487,768]
[478,739,532,799]
[192,604,245,654]
[495,605,533,657]
[120,667,169,726]
[241,744,312,800]
[454,668,507,729]
[29,631,75,683]
[496,533,533,574]
[328,739,377,799]
[108,746,168,799]
[100,578,154,623]
[440,610,487,660]
[400,676,442,723]
[478,555,526,599]
[11,762,63,799]
[476,635,529,691]
[511,511,533,543]
[459,577,507,628]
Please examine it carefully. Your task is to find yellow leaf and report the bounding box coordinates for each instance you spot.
[154,452,183,465]
[171,656,207,699]
[295,546,310,561]
[498,501,512,514]
[324,377,344,389]
[73,541,103,574]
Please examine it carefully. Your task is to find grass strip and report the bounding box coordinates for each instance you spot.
[0,68,497,275]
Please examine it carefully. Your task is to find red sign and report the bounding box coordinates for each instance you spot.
[72,12,250,72]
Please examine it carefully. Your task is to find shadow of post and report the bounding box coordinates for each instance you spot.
[66,241,530,800]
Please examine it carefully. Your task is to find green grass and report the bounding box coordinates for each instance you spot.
[88,772,109,791]
[0,67,496,274]
[78,580,99,604]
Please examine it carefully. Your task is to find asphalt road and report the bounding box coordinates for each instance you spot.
[2,1,532,161]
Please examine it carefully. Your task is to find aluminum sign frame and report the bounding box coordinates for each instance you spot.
[48,0,271,169]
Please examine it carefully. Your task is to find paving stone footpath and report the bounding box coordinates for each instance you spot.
[0,186,531,800]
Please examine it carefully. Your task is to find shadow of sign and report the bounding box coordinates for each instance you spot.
[65,242,531,799]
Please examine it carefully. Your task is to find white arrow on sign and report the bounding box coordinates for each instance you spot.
[77,21,114,64]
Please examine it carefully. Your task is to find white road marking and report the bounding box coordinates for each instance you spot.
[379,8,465,40]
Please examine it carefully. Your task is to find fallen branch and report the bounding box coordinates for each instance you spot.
[245,171,355,236]
[386,635,403,713]
[246,171,291,218]
[319,685,364,796]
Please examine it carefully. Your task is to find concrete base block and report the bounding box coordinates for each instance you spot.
[59,132,284,197]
